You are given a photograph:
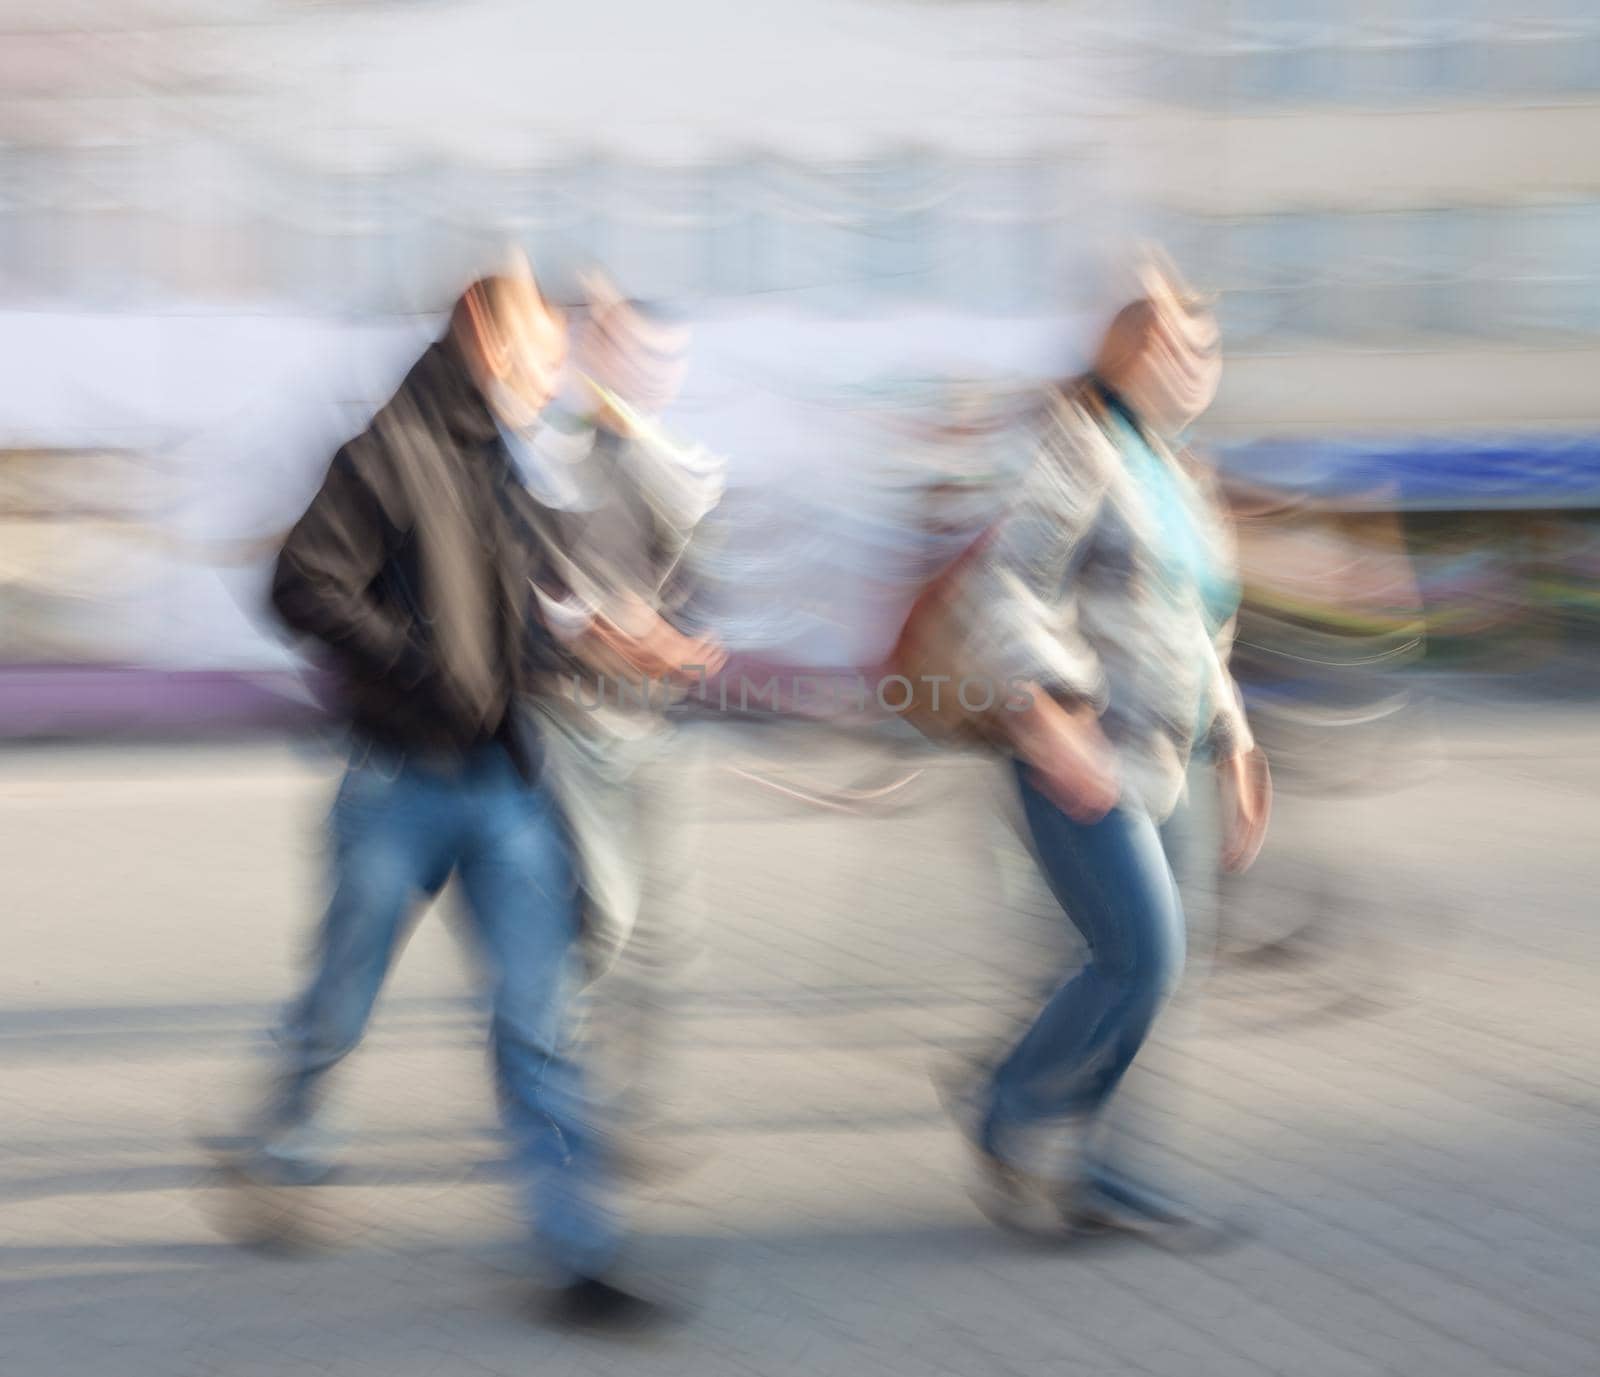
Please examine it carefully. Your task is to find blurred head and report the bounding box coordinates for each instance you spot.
[1092,287,1221,440]
[574,267,691,417]
[451,259,568,429]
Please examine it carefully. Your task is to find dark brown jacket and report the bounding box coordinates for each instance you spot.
[271,334,568,776]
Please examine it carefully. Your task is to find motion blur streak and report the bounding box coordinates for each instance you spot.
[2,1,1597,1372]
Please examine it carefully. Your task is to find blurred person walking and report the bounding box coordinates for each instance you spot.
[496,268,727,1180]
[210,253,665,1327]
[934,265,1270,1241]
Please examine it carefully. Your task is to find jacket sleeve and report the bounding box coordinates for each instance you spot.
[564,379,723,537]
[1188,461,1255,762]
[623,423,726,540]
[270,445,429,687]
[954,402,1113,707]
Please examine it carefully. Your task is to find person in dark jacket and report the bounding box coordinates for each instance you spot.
[224,258,653,1322]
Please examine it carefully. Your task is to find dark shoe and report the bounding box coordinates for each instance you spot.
[196,1110,348,1253]
[1059,1174,1240,1254]
[195,1106,341,1188]
[932,1056,1021,1172]
[934,1058,1087,1239]
[543,1275,670,1333]
[966,1146,1069,1239]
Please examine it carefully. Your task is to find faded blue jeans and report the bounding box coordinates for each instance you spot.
[981,759,1187,1171]
[260,740,619,1279]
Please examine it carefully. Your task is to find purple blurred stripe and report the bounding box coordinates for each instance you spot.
[0,659,920,740]
[0,666,331,739]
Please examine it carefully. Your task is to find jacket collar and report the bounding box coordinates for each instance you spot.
[1088,375,1149,441]
[406,332,503,451]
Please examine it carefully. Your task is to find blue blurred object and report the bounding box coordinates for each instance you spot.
[1220,433,1600,511]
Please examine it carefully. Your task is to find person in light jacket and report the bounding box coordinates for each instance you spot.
[949,270,1271,1239]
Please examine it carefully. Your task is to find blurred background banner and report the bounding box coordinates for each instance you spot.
[3,0,1599,730]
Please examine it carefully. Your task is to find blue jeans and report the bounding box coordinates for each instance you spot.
[982,759,1186,1166]
[264,741,618,1279]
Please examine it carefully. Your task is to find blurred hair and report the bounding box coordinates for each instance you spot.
[539,257,686,327]
[449,274,561,340]
[1092,298,1162,383]
[1092,292,1217,383]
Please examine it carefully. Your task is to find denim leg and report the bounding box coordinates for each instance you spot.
[456,756,620,1281]
[267,757,457,1146]
[982,760,1186,1160]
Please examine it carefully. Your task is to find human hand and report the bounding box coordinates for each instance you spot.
[1219,746,1271,873]
[1012,692,1120,823]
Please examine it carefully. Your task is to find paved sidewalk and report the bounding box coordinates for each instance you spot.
[1,708,1597,1376]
